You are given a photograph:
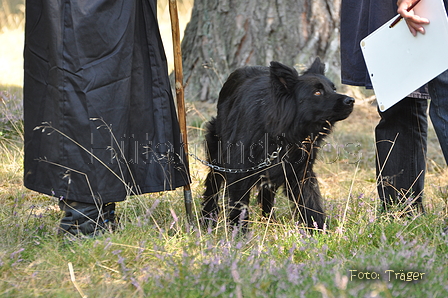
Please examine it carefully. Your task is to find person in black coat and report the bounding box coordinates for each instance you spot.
[23,0,190,236]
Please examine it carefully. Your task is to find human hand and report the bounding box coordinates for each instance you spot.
[397,0,430,36]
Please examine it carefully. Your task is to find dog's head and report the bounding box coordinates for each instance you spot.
[268,58,354,141]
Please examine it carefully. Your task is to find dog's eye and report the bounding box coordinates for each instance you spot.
[313,90,323,96]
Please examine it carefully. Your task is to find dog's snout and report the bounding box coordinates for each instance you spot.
[343,97,355,105]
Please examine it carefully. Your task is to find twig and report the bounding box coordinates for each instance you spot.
[68,262,87,298]
[169,0,194,224]
[339,160,360,238]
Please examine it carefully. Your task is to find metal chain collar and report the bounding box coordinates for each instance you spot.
[189,146,282,173]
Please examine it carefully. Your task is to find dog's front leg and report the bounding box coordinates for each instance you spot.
[257,183,277,220]
[228,185,251,233]
[290,170,325,230]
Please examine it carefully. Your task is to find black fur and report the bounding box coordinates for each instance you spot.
[201,58,354,231]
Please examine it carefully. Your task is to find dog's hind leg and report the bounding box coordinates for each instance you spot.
[201,117,225,227]
[201,170,224,227]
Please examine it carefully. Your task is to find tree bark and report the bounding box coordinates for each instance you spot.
[181,0,341,102]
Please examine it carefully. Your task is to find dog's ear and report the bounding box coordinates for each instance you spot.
[270,61,299,93]
[303,57,325,75]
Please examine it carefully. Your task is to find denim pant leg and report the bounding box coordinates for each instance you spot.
[428,70,448,165]
[375,97,428,211]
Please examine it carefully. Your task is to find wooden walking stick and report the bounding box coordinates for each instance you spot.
[169,0,193,224]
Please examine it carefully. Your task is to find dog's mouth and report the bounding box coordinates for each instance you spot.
[316,96,354,124]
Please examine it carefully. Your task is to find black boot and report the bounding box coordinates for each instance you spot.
[59,200,116,236]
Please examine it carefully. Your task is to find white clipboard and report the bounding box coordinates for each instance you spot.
[360,0,448,111]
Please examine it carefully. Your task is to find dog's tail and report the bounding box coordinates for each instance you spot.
[205,117,220,163]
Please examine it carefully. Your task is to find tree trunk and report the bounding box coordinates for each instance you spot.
[181,0,341,102]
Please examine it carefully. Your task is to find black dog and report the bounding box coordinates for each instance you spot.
[201,58,354,231]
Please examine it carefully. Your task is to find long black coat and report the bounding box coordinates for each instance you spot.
[24,0,189,204]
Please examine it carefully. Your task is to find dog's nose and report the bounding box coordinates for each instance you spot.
[343,97,355,105]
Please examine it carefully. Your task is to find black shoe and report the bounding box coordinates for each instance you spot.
[58,200,116,237]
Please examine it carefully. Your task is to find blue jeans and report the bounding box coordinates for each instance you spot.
[376,70,448,212]
[429,70,448,163]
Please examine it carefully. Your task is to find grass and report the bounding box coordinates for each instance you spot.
[1,1,448,297]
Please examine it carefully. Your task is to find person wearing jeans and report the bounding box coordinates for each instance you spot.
[341,0,448,220]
